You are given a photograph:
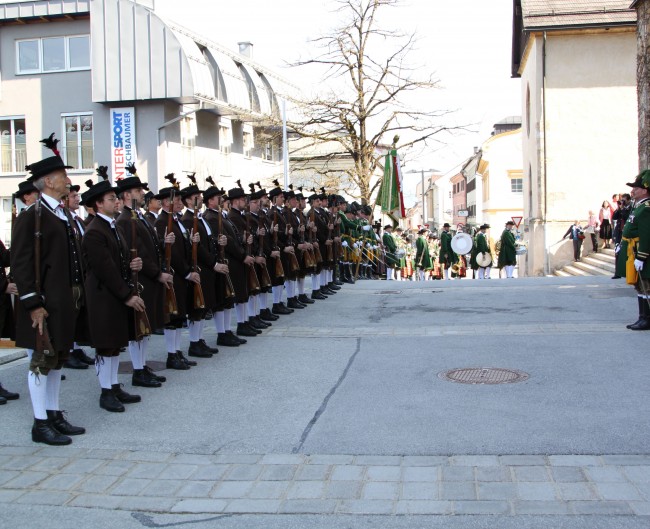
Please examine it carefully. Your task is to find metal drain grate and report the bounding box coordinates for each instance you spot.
[438,367,529,385]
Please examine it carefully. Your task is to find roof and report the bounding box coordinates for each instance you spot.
[521,0,636,30]
[511,0,637,77]
[0,0,89,21]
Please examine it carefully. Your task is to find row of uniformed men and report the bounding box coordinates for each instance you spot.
[8,146,362,446]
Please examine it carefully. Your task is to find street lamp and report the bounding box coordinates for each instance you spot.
[406,168,435,225]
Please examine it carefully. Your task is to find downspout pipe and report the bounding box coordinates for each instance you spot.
[543,31,549,276]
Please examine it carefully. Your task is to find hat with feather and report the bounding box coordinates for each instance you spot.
[25,133,73,182]
[82,166,120,208]
[117,162,149,194]
[157,173,180,200]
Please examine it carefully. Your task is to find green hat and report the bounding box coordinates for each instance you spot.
[626,170,650,189]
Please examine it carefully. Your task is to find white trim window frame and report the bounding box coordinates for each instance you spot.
[61,112,94,170]
[0,116,26,174]
[16,35,90,75]
[510,178,523,194]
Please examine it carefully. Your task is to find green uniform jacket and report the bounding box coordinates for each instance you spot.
[470,232,490,270]
[440,230,457,266]
[615,198,650,279]
[497,229,516,268]
[415,236,432,269]
[383,232,399,267]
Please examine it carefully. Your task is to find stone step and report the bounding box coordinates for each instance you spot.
[572,260,611,276]
[582,255,615,273]
[558,264,592,277]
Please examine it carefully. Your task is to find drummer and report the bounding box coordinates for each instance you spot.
[475,224,492,279]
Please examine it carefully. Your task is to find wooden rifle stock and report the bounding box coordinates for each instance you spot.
[283,207,300,273]
[191,198,205,309]
[244,208,261,295]
[297,210,315,269]
[256,210,272,288]
[310,209,323,264]
[217,205,236,300]
[34,195,55,357]
[326,221,334,262]
[272,208,285,280]
[130,199,151,339]
[163,192,179,319]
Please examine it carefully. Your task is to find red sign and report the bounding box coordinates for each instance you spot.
[511,216,523,228]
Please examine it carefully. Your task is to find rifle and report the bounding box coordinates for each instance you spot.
[217,203,236,300]
[191,197,205,309]
[283,206,301,273]
[244,207,261,295]
[309,208,323,264]
[326,215,334,262]
[163,190,179,320]
[271,208,285,280]
[297,209,315,269]
[256,209,273,288]
[34,194,55,357]
[130,199,152,339]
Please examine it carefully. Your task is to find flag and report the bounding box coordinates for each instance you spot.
[378,149,406,222]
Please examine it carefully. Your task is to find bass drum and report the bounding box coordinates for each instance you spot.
[451,233,473,255]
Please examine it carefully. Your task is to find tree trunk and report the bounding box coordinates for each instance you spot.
[637,1,650,170]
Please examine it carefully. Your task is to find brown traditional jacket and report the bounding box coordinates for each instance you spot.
[181,209,217,312]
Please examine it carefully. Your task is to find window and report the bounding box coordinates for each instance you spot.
[181,116,196,170]
[264,141,273,161]
[219,125,232,154]
[243,131,253,158]
[17,35,90,74]
[0,117,26,173]
[511,178,523,193]
[62,114,93,169]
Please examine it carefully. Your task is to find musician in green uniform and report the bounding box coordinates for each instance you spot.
[471,224,492,279]
[382,225,399,280]
[415,228,432,281]
[439,223,456,280]
[615,170,650,330]
[497,220,517,278]
[338,205,358,283]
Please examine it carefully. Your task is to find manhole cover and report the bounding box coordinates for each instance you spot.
[438,367,529,385]
[118,360,166,374]
[377,290,402,294]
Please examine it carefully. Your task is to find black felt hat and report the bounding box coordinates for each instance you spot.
[117,163,149,193]
[15,180,37,199]
[83,166,119,207]
[180,173,203,199]
[443,222,451,228]
[227,187,246,200]
[25,156,73,182]
[69,184,80,193]
[626,170,650,189]
[157,173,181,200]
[268,179,284,199]
[480,224,490,230]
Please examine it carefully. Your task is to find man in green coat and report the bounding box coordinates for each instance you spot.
[471,224,492,279]
[415,228,432,281]
[382,225,399,280]
[615,170,650,330]
[439,222,456,280]
[497,220,517,278]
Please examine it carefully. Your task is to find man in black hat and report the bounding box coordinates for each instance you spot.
[180,179,220,356]
[440,222,456,280]
[11,154,86,444]
[154,179,201,369]
[497,221,517,278]
[144,191,162,226]
[201,184,246,346]
[116,167,172,387]
[81,172,145,412]
[293,189,318,305]
[382,225,399,280]
[268,183,295,315]
[15,180,39,211]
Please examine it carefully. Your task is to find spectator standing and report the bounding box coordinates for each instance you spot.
[585,210,599,253]
[563,220,584,262]
[599,201,613,249]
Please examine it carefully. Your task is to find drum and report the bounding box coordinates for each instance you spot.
[451,233,473,255]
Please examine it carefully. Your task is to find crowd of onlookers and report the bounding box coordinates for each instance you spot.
[564,193,632,271]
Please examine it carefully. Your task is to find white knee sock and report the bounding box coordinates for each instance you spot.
[174,328,182,351]
[259,292,268,310]
[188,321,201,342]
[96,356,112,389]
[247,297,256,318]
[272,285,282,304]
[320,270,327,286]
[297,278,305,295]
[311,275,320,291]
[285,281,295,299]
[235,303,247,323]
[485,267,491,279]
[128,340,144,369]
[45,369,62,411]
[213,311,225,333]
[444,268,449,280]
[478,268,484,280]
[111,356,120,386]
[387,268,393,280]
[164,329,176,353]
[27,349,33,360]
[141,336,149,364]
[224,308,233,331]
[28,371,47,419]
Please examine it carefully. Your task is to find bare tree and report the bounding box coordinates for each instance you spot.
[633,0,650,169]
[288,0,456,204]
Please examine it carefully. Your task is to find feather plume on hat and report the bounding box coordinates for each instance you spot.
[84,179,94,190]
[96,166,109,181]
[125,163,137,176]
[206,176,216,187]
[164,173,179,189]
[236,179,244,190]
[40,133,61,158]
[255,181,262,189]
[186,172,197,185]
[248,183,256,193]
[272,179,281,187]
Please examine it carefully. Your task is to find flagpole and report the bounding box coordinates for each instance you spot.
[282,98,289,190]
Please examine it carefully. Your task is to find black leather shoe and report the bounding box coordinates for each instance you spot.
[188,341,213,358]
[227,330,246,344]
[217,332,241,347]
[612,275,621,279]
[144,365,166,382]
[199,339,219,354]
[63,355,88,370]
[46,410,85,436]
[72,348,95,366]
[298,294,315,304]
[177,351,198,366]
[249,317,268,330]
[272,302,293,315]
[32,418,72,445]
[132,369,162,388]
[247,321,263,334]
[236,322,259,337]
[166,353,190,370]
[629,319,650,330]
[334,279,344,286]
[0,396,5,405]
[328,282,341,290]
[311,290,327,300]
[253,316,271,328]
[112,384,141,404]
[259,308,279,321]
[100,389,125,412]
[0,384,19,400]
[287,297,305,309]
[322,286,336,295]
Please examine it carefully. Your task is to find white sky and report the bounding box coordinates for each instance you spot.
[154,0,521,206]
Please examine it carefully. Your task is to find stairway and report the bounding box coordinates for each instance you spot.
[554,248,616,277]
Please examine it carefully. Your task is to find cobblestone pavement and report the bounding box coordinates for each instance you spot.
[0,446,649,516]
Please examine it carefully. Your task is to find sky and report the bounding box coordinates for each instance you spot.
[153,0,521,206]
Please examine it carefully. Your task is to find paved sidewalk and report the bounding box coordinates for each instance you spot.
[0,446,648,516]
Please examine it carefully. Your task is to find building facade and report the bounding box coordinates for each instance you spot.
[0,0,295,243]
[512,0,638,275]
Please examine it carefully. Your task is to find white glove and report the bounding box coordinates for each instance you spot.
[342,240,349,247]
[373,245,378,250]
[353,242,360,249]
[634,259,644,271]
[366,243,371,249]
[362,225,371,231]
